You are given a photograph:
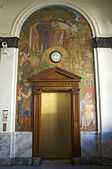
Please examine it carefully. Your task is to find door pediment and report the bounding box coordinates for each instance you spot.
[29,67,81,82]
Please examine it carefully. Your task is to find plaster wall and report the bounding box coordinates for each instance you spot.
[0,0,112,37]
[0,48,18,132]
[97,48,112,132]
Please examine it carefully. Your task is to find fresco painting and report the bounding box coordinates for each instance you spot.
[16,6,96,131]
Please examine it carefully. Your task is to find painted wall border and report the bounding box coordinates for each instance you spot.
[0,37,19,48]
[92,37,112,48]
[0,37,112,48]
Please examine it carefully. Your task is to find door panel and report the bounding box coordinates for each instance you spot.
[39,92,72,159]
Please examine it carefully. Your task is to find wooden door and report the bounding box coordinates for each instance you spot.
[39,92,72,159]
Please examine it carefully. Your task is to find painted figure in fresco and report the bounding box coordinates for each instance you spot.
[17,46,33,130]
[49,19,63,47]
[29,23,40,51]
[36,16,66,51]
[80,90,95,130]
[19,48,33,82]
[16,80,32,130]
[36,16,52,52]
[49,18,79,49]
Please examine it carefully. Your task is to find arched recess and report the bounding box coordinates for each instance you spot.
[11,2,99,37]
[12,3,101,133]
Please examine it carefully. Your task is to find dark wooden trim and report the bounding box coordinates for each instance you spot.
[32,87,80,93]
[32,90,41,157]
[92,37,112,48]
[1,36,112,48]
[0,37,19,48]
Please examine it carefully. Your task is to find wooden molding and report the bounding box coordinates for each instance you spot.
[30,67,81,159]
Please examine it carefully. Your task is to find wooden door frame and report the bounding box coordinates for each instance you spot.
[29,67,81,160]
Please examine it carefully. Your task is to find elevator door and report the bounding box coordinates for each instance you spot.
[39,92,72,159]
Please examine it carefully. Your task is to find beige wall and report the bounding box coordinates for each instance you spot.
[0,0,112,37]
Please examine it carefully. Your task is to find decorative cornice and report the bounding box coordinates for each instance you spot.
[92,37,112,48]
[0,37,19,48]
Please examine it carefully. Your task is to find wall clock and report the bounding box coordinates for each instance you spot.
[50,50,62,63]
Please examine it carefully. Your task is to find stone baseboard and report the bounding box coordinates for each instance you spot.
[81,157,112,166]
[0,158,32,166]
[0,157,112,166]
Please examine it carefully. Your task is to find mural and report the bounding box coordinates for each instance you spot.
[16,6,96,131]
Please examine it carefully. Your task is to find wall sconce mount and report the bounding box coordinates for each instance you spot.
[1,41,8,55]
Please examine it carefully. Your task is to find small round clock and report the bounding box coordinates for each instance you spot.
[50,50,62,63]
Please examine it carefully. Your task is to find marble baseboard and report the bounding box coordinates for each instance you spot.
[81,157,112,166]
[0,159,13,166]
[32,158,41,166]
[0,158,40,166]
[15,132,32,158]
[0,131,112,161]
[0,157,112,166]
[0,133,10,158]
[0,132,32,159]
[14,158,33,165]
[81,132,100,157]
[102,132,112,158]
[14,131,112,159]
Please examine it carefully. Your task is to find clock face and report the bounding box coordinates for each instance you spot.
[50,50,62,63]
